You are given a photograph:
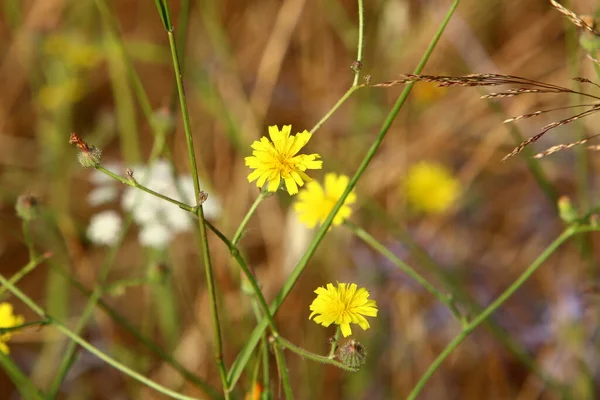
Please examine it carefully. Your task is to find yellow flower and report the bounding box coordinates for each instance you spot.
[404,161,461,214]
[294,173,356,228]
[309,283,378,337]
[245,125,323,195]
[0,303,24,354]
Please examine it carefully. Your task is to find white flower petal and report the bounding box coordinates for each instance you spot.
[87,186,119,206]
[139,223,173,249]
[87,211,122,246]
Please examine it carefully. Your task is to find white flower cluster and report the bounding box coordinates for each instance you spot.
[86,160,221,248]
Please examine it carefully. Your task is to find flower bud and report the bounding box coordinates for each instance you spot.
[558,196,578,224]
[69,133,102,168]
[77,146,102,168]
[15,194,39,221]
[338,339,367,370]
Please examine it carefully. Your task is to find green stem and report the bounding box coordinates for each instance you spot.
[275,336,356,372]
[309,85,361,134]
[0,274,201,400]
[227,0,459,387]
[47,215,132,398]
[406,226,590,400]
[51,265,221,399]
[327,327,341,358]
[0,252,51,298]
[232,191,269,245]
[272,340,293,400]
[0,351,44,400]
[352,0,364,87]
[163,9,228,397]
[346,222,463,323]
[96,165,194,211]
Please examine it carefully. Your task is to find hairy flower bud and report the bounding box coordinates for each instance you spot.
[338,339,367,369]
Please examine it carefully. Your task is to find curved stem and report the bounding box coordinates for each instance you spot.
[407,226,591,399]
[0,252,51,298]
[274,336,356,372]
[346,222,463,323]
[309,85,361,134]
[327,327,341,358]
[232,191,269,245]
[0,274,201,400]
[51,265,221,398]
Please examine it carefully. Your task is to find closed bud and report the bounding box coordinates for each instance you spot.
[69,133,102,168]
[558,196,578,224]
[338,339,367,370]
[15,194,39,221]
[77,146,102,168]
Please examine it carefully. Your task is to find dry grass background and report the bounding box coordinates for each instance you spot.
[1,0,600,399]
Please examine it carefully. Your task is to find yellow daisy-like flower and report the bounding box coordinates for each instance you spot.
[294,173,356,228]
[404,161,461,214]
[309,283,378,337]
[245,125,323,195]
[0,303,24,354]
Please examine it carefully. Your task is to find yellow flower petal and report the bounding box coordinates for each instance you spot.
[309,282,377,337]
[246,125,322,195]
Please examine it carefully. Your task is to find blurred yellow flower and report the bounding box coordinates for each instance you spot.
[405,161,461,214]
[0,303,24,354]
[245,125,322,195]
[37,79,85,111]
[411,83,447,106]
[43,34,102,69]
[309,283,378,337]
[294,173,356,228]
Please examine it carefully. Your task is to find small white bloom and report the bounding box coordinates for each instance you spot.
[87,186,119,206]
[139,223,173,249]
[87,210,122,246]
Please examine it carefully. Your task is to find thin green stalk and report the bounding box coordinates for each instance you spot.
[407,226,592,399]
[272,340,293,400]
[227,0,460,387]
[327,327,341,358]
[96,165,194,211]
[0,274,201,400]
[161,5,228,396]
[232,191,269,245]
[51,265,221,399]
[364,202,566,392]
[346,222,463,323]
[0,351,44,400]
[0,252,51,298]
[47,216,132,398]
[352,0,364,87]
[274,336,355,372]
[309,85,361,134]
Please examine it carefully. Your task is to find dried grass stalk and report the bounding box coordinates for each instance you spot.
[533,133,600,158]
[549,0,600,37]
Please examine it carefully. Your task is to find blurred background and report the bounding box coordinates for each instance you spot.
[1,0,600,399]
